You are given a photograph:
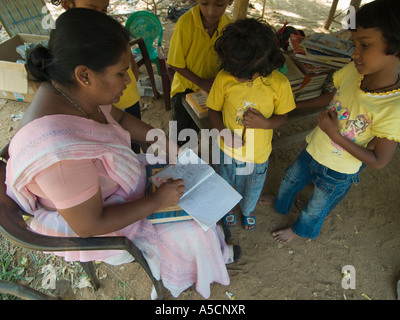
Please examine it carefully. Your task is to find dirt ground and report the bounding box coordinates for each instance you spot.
[1,0,399,301]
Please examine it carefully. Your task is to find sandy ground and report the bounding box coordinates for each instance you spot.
[1,0,399,301]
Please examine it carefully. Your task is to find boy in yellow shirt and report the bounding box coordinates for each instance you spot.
[207,19,295,230]
[167,0,233,145]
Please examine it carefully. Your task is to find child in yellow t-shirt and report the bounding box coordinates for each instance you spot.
[264,0,400,243]
[167,0,233,145]
[207,18,295,231]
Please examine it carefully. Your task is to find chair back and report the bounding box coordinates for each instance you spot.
[125,11,163,60]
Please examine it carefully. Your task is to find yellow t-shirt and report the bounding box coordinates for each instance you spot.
[306,62,400,174]
[207,70,296,163]
[167,5,231,98]
[113,67,140,110]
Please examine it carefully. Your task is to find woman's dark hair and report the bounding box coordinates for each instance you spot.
[26,8,130,86]
[355,0,400,57]
[214,18,285,79]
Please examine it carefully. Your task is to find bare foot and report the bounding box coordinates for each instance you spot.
[272,227,297,243]
[258,194,275,206]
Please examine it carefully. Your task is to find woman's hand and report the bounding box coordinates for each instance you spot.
[318,109,340,140]
[153,179,185,208]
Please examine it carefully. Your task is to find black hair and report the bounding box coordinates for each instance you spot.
[26,8,130,86]
[214,18,284,80]
[355,0,400,57]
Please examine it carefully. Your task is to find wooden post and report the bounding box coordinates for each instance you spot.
[323,0,339,30]
[232,0,249,20]
[324,0,362,31]
[350,0,362,10]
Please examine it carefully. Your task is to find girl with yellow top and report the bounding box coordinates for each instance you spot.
[207,19,295,231]
[266,0,400,243]
[167,0,233,145]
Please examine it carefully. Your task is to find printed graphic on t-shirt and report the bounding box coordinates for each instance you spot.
[235,100,256,126]
[329,90,371,155]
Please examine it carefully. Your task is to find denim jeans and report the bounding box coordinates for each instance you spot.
[274,148,360,239]
[220,149,268,216]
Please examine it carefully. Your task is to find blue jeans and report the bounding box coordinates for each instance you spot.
[274,148,360,239]
[220,149,268,216]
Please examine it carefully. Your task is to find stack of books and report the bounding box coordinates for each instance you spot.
[286,32,353,101]
[294,72,329,101]
[283,53,305,92]
[289,33,353,70]
[283,53,329,101]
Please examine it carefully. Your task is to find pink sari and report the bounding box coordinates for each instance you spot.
[5,105,230,298]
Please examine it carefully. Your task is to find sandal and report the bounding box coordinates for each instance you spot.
[226,245,242,264]
[222,211,236,228]
[242,215,256,231]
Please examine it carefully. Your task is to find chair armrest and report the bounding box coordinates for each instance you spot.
[0,204,131,252]
[0,160,130,252]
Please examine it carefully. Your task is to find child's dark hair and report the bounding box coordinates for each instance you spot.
[214,18,284,79]
[26,8,130,86]
[355,0,400,57]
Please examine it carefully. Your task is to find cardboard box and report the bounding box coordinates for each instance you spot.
[0,33,49,102]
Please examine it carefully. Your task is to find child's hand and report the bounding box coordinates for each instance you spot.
[318,109,340,139]
[243,108,269,129]
[153,179,185,208]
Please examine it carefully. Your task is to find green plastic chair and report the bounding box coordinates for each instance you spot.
[125,11,163,74]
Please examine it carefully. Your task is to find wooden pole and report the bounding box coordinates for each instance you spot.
[323,0,339,30]
[350,0,362,10]
[261,0,266,18]
[232,0,249,20]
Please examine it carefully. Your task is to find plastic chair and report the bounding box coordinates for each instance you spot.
[130,38,160,101]
[126,11,171,110]
[157,46,174,111]
[125,11,163,75]
[0,144,165,300]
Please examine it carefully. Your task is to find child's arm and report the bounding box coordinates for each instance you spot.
[318,109,398,169]
[296,91,336,109]
[243,108,288,130]
[170,66,214,93]
[208,109,243,148]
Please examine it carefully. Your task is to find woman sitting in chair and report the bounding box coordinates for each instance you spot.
[5,8,239,299]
